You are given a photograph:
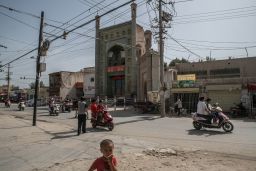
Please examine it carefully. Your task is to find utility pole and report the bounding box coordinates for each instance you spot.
[33,11,44,126]
[7,64,10,99]
[159,0,165,117]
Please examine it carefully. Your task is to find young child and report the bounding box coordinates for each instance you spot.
[88,139,117,171]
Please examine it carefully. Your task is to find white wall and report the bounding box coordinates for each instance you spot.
[83,73,95,98]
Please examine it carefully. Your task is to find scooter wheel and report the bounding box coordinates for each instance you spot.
[222,121,234,132]
[108,123,114,131]
[193,121,202,130]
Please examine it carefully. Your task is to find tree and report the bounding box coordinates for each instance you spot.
[206,56,216,61]
[40,81,45,88]
[169,58,189,67]
[30,81,45,89]
[29,82,35,89]
[164,62,168,71]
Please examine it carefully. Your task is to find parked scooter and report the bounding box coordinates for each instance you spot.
[230,102,247,118]
[191,106,234,132]
[18,101,26,111]
[62,100,72,112]
[49,103,60,116]
[91,108,114,131]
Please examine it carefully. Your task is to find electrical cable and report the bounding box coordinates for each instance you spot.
[0,0,134,68]
[167,34,204,59]
[0,11,38,30]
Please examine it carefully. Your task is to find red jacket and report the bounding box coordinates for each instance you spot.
[90,102,98,114]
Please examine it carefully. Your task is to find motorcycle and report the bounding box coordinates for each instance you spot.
[191,108,234,132]
[18,102,25,111]
[49,103,60,116]
[62,100,72,112]
[91,109,114,131]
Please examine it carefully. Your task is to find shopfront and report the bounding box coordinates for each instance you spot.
[248,83,256,118]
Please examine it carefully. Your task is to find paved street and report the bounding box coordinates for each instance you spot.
[0,103,256,170]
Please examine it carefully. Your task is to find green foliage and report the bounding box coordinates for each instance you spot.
[29,81,45,89]
[169,58,189,67]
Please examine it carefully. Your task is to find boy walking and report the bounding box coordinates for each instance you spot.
[88,139,118,171]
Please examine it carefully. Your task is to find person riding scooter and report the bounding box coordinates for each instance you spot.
[90,99,114,131]
[18,98,26,111]
[49,98,55,113]
[90,99,98,119]
[96,100,105,122]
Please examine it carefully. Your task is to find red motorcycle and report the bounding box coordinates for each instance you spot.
[91,108,114,131]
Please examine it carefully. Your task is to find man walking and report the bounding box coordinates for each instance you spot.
[77,96,88,136]
[175,99,182,116]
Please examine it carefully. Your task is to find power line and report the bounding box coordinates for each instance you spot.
[0,11,38,30]
[47,0,145,54]
[175,0,194,3]
[0,4,69,25]
[177,5,256,18]
[168,34,204,59]
[172,37,256,44]
[0,4,40,19]
[46,0,117,37]
[174,12,256,25]
[1,48,38,68]
[173,6,256,24]
[0,0,135,68]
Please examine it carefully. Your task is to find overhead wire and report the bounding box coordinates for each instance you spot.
[167,34,204,60]
[0,11,38,30]
[173,6,256,24]
[1,0,135,68]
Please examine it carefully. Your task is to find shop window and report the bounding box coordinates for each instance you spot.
[253,94,256,108]
[210,68,240,78]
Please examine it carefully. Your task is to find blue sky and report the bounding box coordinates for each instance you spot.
[0,0,256,88]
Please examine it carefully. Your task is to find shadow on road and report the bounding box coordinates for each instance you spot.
[110,109,159,117]
[50,130,77,139]
[49,127,110,140]
[115,116,161,126]
[0,125,31,129]
[186,129,229,137]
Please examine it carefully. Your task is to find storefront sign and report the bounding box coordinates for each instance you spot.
[177,74,196,81]
[107,65,125,73]
[177,74,196,88]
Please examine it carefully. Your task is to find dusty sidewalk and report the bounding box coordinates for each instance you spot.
[36,149,256,171]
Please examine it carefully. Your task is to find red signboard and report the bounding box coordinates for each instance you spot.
[107,65,125,73]
[111,75,125,80]
[248,83,256,91]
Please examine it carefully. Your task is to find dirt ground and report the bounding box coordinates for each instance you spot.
[35,149,256,171]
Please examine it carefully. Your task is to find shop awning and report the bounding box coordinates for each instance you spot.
[206,84,241,91]
[248,83,256,91]
[74,82,83,89]
[171,88,199,93]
